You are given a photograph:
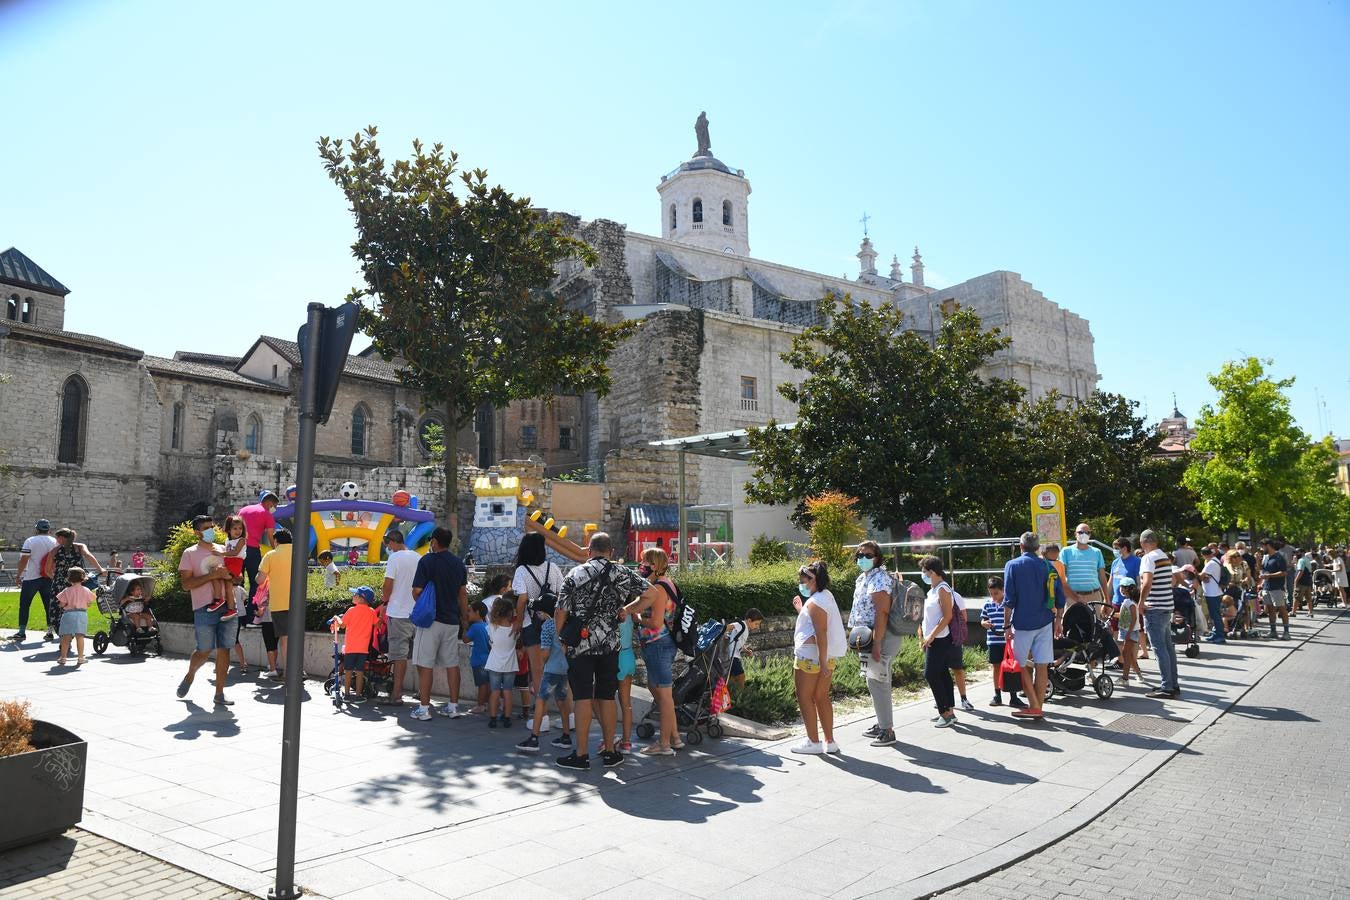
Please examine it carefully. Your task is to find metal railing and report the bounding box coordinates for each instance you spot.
[850,535,1116,590]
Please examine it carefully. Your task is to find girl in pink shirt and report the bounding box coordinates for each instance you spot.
[57,567,95,666]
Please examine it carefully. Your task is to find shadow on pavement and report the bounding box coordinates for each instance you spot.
[1227,705,1318,723]
[891,739,1041,783]
[0,834,78,891]
[821,752,948,793]
[164,701,242,739]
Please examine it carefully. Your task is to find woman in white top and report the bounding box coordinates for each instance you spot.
[511,533,564,723]
[790,560,847,755]
[919,555,958,727]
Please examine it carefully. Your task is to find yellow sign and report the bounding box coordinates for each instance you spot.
[1030,482,1067,546]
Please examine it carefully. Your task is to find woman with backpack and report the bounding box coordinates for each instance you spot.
[919,555,960,728]
[850,540,902,747]
[622,547,682,755]
[511,533,564,730]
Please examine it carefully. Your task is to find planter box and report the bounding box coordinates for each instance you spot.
[0,721,87,851]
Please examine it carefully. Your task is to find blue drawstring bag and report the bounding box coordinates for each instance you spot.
[409,582,437,628]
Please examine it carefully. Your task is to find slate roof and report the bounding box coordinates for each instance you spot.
[0,321,141,359]
[0,247,71,295]
[144,356,288,392]
[173,351,242,368]
[256,335,403,384]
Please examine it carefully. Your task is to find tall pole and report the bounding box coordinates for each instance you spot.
[270,303,323,900]
[677,447,687,572]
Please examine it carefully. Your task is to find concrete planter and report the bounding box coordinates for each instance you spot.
[0,721,87,852]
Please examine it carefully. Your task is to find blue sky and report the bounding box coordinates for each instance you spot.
[5,0,1348,437]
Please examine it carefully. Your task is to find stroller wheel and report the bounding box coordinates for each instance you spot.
[323,677,337,696]
[1185,644,1201,658]
[707,721,724,739]
[635,722,655,740]
[92,632,109,656]
[1043,680,1057,702]
[685,728,704,746]
[1093,674,1115,700]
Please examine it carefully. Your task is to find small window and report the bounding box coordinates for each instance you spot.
[244,414,262,454]
[692,198,703,224]
[351,405,369,456]
[520,424,538,450]
[21,298,34,324]
[559,426,573,451]
[272,364,279,380]
[669,203,677,231]
[6,295,16,320]
[171,402,184,450]
[740,376,758,412]
[58,375,89,464]
[722,200,733,227]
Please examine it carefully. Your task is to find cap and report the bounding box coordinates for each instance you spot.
[1117,576,1136,587]
[1201,546,1216,556]
[1180,537,1192,545]
[1181,564,1197,575]
[260,491,279,504]
[350,586,376,602]
[35,519,50,532]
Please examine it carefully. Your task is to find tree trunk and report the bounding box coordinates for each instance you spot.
[443,400,459,549]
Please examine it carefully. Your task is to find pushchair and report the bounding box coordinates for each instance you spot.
[322,613,393,708]
[1172,587,1201,658]
[635,619,733,746]
[1046,601,1118,701]
[92,573,161,656]
[1312,569,1339,608]
[1226,589,1261,640]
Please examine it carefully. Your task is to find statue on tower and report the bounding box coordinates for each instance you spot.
[694,111,711,158]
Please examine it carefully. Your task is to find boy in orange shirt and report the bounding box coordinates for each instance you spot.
[334,586,380,702]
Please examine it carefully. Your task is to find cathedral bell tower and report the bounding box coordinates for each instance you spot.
[657,112,751,256]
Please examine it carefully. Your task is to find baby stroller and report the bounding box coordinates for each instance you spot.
[322,613,393,707]
[1046,601,1118,701]
[1172,587,1201,658]
[636,619,733,746]
[92,573,161,656]
[1226,589,1261,640]
[1312,569,1339,608]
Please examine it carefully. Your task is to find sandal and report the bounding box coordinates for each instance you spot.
[641,744,675,756]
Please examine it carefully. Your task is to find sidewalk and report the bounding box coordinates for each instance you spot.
[0,612,1331,899]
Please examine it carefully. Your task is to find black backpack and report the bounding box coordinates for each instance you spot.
[524,563,558,619]
[658,581,697,656]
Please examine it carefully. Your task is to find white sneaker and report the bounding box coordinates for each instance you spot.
[960,698,975,712]
[789,739,825,755]
[824,740,841,754]
[540,715,551,733]
[410,705,432,721]
[437,704,463,719]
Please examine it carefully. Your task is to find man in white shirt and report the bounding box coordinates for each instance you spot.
[1199,546,1227,644]
[11,520,59,644]
[380,529,422,705]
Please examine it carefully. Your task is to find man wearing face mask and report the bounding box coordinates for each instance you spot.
[176,515,240,705]
[1059,523,1110,611]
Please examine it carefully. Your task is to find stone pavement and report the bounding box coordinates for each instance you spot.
[0,611,1331,899]
[939,610,1350,900]
[0,827,249,899]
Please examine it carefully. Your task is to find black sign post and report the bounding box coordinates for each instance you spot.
[270,301,359,900]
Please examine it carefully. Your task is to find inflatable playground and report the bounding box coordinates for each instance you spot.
[269,475,595,566]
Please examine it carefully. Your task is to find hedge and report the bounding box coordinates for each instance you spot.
[675,561,859,620]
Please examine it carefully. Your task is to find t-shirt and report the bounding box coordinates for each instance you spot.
[131,551,146,569]
[557,557,651,657]
[238,503,276,549]
[180,544,221,610]
[323,562,340,589]
[981,599,1007,645]
[1002,552,1066,632]
[1296,555,1317,585]
[511,562,563,605]
[57,584,94,611]
[1059,544,1106,592]
[464,621,490,669]
[1201,558,1224,598]
[412,550,467,625]
[340,603,378,654]
[1110,554,1141,606]
[486,623,518,673]
[20,535,58,582]
[848,567,894,628]
[1260,552,1288,592]
[383,549,421,619]
[1277,545,1296,589]
[539,619,569,675]
[1118,598,1139,636]
[1139,548,1175,613]
[1172,547,1198,569]
[258,545,293,612]
[725,620,752,658]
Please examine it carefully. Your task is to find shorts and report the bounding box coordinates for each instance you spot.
[641,633,676,688]
[412,621,461,668]
[986,643,1005,667]
[343,652,368,672]
[1294,585,1313,605]
[271,610,291,637]
[58,610,88,637]
[386,617,416,661]
[224,557,245,578]
[793,655,837,675]
[472,666,489,688]
[946,640,966,671]
[618,648,637,681]
[1261,589,1288,611]
[193,608,232,652]
[538,672,568,701]
[567,652,619,702]
[1012,622,1054,666]
[488,670,514,691]
[520,620,541,648]
[1120,629,1140,644]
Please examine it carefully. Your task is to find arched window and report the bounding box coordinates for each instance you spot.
[21,298,34,324]
[244,414,262,454]
[171,402,184,450]
[692,198,703,224]
[722,200,733,227]
[351,404,369,457]
[6,295,16,320]
[669,203,677,231]
[57,375,88,465]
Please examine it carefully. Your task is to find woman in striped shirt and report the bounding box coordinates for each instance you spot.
[1137,529,1180,699]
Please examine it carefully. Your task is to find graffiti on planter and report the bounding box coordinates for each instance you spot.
[35,746,82,791]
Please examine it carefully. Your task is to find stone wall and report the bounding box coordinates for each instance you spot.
[2,285,68,330]
[602,308,702,452]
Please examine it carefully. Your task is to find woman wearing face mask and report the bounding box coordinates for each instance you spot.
[849,540,900,746]
[622,548,681,755]
[919,555,959,727]
[790,560,847,754]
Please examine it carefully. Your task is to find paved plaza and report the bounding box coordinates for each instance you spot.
[0,613,1337,899]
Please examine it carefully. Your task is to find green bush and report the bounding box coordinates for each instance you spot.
[675,561,859,621]
[747,534,791,566]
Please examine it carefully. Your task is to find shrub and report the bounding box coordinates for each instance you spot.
[676,561,858,621]
[747,534,791,566]
[0,699,34,757]
[804,491,866,572]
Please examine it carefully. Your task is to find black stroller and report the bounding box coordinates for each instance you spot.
[1172,587,1201,658]
[92,573,162,656]
[635,620,734,746]
[1046,601,1119,701]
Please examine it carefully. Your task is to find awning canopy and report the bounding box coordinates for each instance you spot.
[647,422,795,462]
[626,503,679,530]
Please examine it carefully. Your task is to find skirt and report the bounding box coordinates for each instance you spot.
[59,609,88,636]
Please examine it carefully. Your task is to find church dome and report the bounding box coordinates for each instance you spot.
[674,155,740,177]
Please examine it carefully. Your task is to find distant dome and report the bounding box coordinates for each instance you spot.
[676,155,740,177]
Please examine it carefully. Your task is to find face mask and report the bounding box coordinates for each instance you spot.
[636,565,653,578]
[1113,548,1122,559]
[921,573,932,586]
[856,556,874,572]
[798,584,811,598]
[1076,533,1090,544]
[201,528,217,543]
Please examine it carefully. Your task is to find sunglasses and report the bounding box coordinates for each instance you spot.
[1076,531,1091,537]
[855,553,877,560]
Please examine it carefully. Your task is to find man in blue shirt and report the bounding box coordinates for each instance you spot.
[409,526,470,722]
[1059,522,1110,609]
[1002,531,1066,719]
[1110,537,1142,607]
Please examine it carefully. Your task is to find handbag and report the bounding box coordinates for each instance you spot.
[409,581,437,628]
[1000,638,1022,680]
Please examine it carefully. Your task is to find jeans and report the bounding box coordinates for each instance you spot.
[1143,608,1179,692]
[925,634,956,713]
[866,631,903,729]
[245,545,263,603]
[17,577,54,635]
[1204,595,1226,639]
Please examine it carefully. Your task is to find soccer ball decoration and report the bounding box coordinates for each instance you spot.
[339,482,361,500]
[392,490,411,507]
[284,484,298,502]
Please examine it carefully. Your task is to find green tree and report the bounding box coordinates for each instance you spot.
[1182,358,1306,536]
[319,127,635,526]
[1283,438,1350,543]
[804,491,866,571]
[745,294,1023,535]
